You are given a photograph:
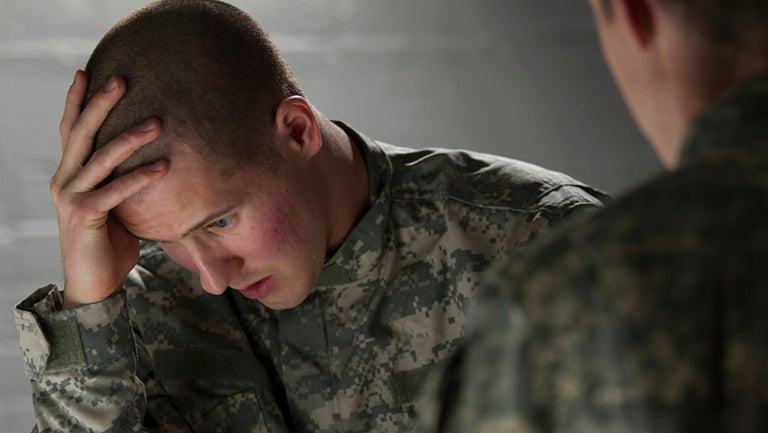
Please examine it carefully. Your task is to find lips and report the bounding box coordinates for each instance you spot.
[237,276,274,300]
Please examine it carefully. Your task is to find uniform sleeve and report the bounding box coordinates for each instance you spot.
[14,284,154,433]
[15,279,292,433]
[532,184,609,229]
[500,184,608,256]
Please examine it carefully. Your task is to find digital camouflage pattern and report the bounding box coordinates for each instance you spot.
[423,76,768,433]
[15,123,607,433]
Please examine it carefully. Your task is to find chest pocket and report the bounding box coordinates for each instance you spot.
[154,348,288,433]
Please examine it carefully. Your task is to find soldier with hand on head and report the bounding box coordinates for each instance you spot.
[422,0,768,432]
[12,1,606,432]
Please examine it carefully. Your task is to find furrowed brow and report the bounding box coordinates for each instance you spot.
[125,228,162,243]
[123,205,237,243]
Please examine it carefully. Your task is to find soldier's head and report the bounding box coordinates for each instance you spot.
[85,0,304,177]
[89,0,339,311]
[587,0,768,168]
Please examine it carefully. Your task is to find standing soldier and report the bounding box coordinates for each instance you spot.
[425,0,768,432]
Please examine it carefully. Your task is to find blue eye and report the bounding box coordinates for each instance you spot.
[208,216,232,229]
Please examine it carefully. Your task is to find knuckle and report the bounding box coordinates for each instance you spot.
[89,147,117,173]
[49,185,59,202]
[110,178,127,196]
[49,173,64,196]
[112,170,147,199]
[59,120,77,144]
[69,121,92,143]
[89,143,105,158]
[88,146,107,165]
[53,191,75,213]
[112,174,139,198]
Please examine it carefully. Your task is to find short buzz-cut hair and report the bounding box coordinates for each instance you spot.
[599,0,768,51]
[85,0,303,176]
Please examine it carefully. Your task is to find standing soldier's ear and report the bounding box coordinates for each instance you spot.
[620,0,656,48]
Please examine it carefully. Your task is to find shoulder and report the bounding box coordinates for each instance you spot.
[377,141,608,215]
[482,160,768,313]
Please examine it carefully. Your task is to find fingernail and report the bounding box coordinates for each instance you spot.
[71,70,79,86]
[150,160,165,172]
[104,77,117,92]
[140,120,156,132]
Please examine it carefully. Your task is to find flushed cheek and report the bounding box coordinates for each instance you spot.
[243,206,310,260]
[243,198,324,272]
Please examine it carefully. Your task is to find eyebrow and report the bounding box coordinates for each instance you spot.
[128,206,236,243]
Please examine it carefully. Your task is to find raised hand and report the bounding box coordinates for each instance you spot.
[51,70,169,309]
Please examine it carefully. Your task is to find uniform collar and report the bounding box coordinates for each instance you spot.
[315,122,393,286]
[680,74,768,168]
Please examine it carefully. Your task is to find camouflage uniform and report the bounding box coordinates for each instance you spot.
[422,76,768,433]
[15,123,606,433]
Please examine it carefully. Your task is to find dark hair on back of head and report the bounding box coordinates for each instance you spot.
[662,0,768,50]
[600,0,768,52]
[85,0,303,177]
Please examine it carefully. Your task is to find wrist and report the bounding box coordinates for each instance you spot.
[61,285,123,310]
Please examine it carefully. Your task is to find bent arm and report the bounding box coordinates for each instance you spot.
[15,285,156,433]
[16,281,291,433]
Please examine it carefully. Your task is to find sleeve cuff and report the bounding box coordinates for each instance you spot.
[14,285,131,380]
[15,284,63,315]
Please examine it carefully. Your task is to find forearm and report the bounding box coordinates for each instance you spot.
[15,285,147,433]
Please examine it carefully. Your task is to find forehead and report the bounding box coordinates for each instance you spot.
[113,146,246,237]
[129,142,217,197]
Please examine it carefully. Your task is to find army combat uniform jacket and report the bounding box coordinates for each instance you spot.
[424,77,768,433]
[15,123,606,433]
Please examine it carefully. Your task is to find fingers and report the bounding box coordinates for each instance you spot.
[86,159,169,212]
[67,118,162,193]
[52,73,168,310]
[52,71,168,236]
[53,159,168,231]
[59,69,86,147]
[59,75,127,174]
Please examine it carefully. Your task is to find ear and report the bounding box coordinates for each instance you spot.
[273,96,322,159]
[619,0,656,48]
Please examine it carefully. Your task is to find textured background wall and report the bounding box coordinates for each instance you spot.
[0,1,662,429]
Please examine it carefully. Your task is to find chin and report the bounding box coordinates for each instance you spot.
[260,300,301,311]
[259,290,312,311]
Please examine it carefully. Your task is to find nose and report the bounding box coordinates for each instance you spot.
[189,245,243,295]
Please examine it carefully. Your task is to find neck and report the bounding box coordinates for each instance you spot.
[659,23,768,168]
[316,117,371,252]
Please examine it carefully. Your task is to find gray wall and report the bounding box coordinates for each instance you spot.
[0,1,662,429]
